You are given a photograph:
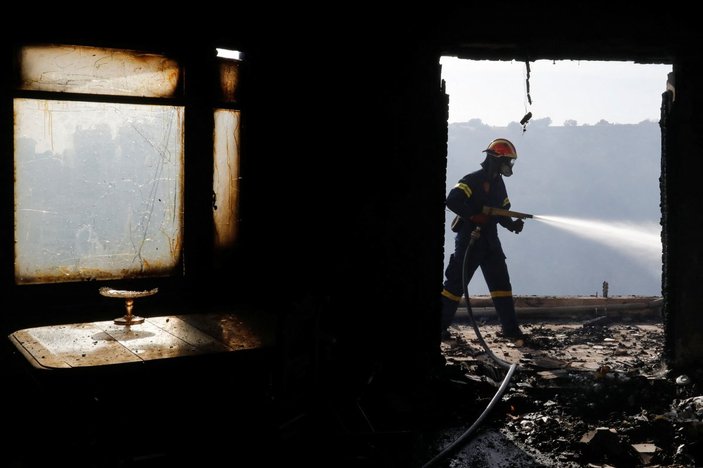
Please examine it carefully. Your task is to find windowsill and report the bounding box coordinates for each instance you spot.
[8,309,276,371]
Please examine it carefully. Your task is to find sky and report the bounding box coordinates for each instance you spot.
[439,58,672,126]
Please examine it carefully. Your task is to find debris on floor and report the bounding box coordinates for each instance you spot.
[430,316,702,467]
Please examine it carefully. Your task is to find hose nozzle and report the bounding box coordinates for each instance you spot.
[483,206,534,219]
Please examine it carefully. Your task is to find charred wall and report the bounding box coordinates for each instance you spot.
[660,58,703,370]
[1,3,703,400]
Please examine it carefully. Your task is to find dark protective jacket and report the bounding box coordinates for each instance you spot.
[446,166,514,250]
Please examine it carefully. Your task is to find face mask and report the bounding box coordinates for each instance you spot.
[499,158,514,177]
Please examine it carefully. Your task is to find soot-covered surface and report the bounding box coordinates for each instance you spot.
[419,316,702,467]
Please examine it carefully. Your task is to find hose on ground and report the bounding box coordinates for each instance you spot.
[421,227,519,468]
[421,361,517,467]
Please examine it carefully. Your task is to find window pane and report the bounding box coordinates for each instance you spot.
[20,45,180,97]
[219,60,240,102]
[14,99,184,284]
[213,109,241,249]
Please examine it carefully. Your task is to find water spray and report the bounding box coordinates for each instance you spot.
[532,214,662,267]
[482,207,661,265]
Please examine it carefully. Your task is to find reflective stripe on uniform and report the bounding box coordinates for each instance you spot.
[489,290,513,299]
[441,289,462,302]
[455,183,472,199]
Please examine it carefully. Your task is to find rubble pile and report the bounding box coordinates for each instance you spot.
[437,318,702,467]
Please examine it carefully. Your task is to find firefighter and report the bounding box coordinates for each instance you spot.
[440,138,525,340]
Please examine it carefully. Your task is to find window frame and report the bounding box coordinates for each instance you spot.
[4,41,242,317]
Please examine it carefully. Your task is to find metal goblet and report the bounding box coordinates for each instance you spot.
[99,287,159,325]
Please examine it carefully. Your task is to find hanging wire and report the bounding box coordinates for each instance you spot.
[521,60,533,133]
[525,60,532,106]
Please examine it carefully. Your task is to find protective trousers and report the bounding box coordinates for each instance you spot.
[440,234,521,337]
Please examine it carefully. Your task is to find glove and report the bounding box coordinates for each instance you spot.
[470,227,482,241]
[510,219,524,234]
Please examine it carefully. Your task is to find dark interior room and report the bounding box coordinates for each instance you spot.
[3,4,702,467]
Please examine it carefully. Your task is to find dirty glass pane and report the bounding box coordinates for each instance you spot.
[219,60,240,102]
[20,45,180,97]
[213,109,241,249]
[14,98,184,284]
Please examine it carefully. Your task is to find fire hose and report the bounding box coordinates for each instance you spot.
[463,206,533,369]
[422,209,532,467]
[462,226,516,370]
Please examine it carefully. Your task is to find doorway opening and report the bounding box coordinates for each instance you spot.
[432,57,690,467]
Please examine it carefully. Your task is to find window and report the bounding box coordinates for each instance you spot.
[13,45,248,285]
[212,49,243,258]
[213,108,241,250]
[12,43,244,292]
[14,99,184,284]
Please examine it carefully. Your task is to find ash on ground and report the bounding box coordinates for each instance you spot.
[423,317,702,467]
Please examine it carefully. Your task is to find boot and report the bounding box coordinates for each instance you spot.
[492,296,523,338]
[440,294,460,337]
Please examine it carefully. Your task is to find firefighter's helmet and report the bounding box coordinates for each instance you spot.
[483,138,517,177]
[483,138,517,159]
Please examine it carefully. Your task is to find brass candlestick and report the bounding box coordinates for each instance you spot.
[99,287,158,325]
